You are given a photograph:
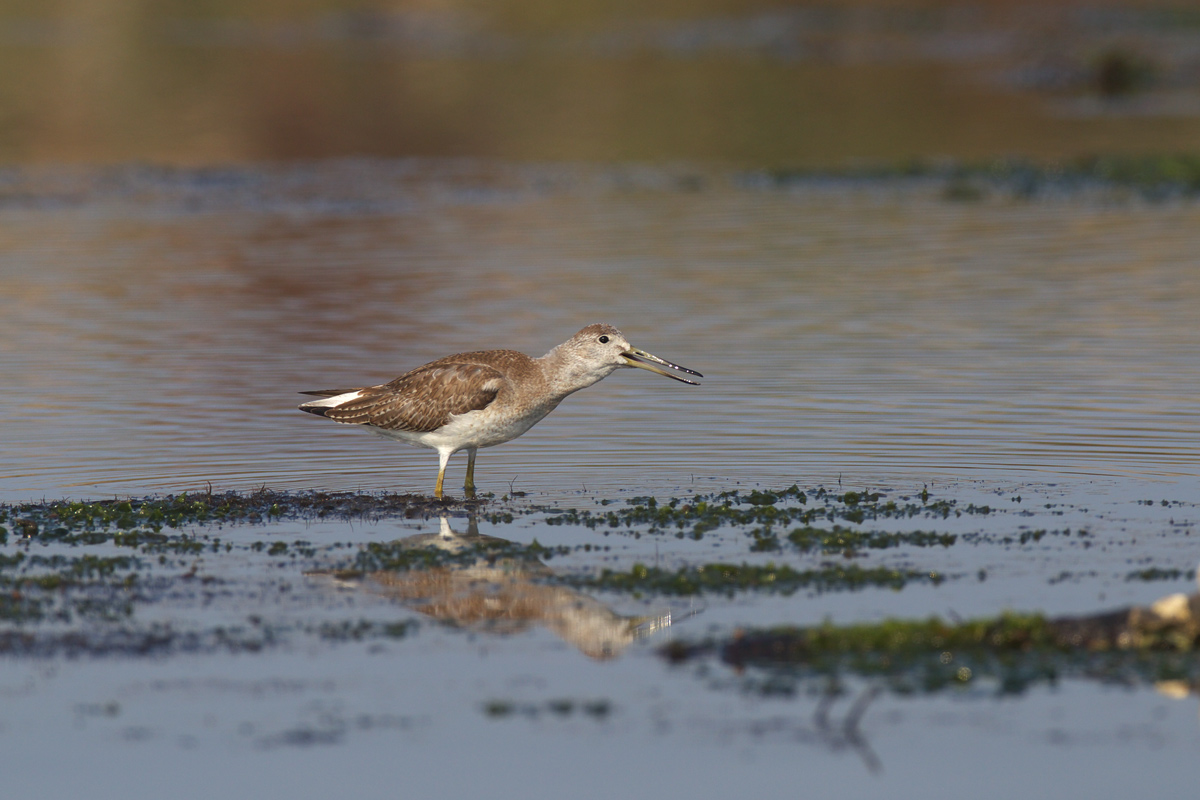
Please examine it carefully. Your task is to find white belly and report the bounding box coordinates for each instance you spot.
[366,400,558,453]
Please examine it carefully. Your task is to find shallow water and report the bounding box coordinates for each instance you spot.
[3,162,1200,797]
[3,161,1199,502]
[5,646,1199,800]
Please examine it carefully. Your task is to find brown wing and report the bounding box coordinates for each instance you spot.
[320,362,505,433]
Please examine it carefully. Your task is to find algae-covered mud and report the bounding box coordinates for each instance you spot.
[3,485,1195,663]
[3,482,1198,800]
[0,482,1195,800]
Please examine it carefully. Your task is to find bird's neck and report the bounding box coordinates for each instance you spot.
[537,347,616,398]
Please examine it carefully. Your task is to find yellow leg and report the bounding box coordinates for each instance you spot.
[435,449,450,499]
[464,448,478,497]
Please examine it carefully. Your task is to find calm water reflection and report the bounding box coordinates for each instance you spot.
[2,161,1198,502]
[307,515,677,659]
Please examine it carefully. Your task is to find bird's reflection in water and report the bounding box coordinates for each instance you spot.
[315,516,696,659]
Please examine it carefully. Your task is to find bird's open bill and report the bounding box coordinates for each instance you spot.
[622,348,703,385]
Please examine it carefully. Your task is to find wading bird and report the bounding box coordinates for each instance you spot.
[299,323,702,498]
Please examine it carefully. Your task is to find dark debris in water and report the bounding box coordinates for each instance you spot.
[481,698,613,721]
[662,592,1200,697]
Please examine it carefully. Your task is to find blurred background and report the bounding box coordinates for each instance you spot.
[4,0,1200,167]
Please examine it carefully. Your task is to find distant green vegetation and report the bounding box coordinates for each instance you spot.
[758,155,1200,200]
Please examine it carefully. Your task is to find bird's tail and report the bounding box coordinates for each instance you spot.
[298,388,362,417]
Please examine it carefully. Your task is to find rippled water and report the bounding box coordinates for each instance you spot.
[2,161,1198,502]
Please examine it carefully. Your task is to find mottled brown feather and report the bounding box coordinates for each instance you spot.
[320,356,520,433]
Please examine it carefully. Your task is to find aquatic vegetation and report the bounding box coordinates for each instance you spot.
[345,537,576,576]
[664,599,1200,697]
[0,488,487,541]
[573,562,941,597]
[313,619,415,642]
[0,483,1047,637]
[543,486,985,537]
[0,486,1185,666]
[786,525,956,554]
[708,614,1057,664]
[1127,567,1188,582]
[0,547,142,622]
[3,485,987,547]
[482,698,613,720]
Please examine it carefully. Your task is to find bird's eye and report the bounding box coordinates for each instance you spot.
[598,335,609,344]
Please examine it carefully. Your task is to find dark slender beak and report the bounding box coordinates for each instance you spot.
[621,348,703,385]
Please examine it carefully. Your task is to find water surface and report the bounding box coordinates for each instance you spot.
[3,161,1198,502]
[3,161,1200,799]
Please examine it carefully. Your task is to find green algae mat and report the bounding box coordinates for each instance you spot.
[3,485,1197,698]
